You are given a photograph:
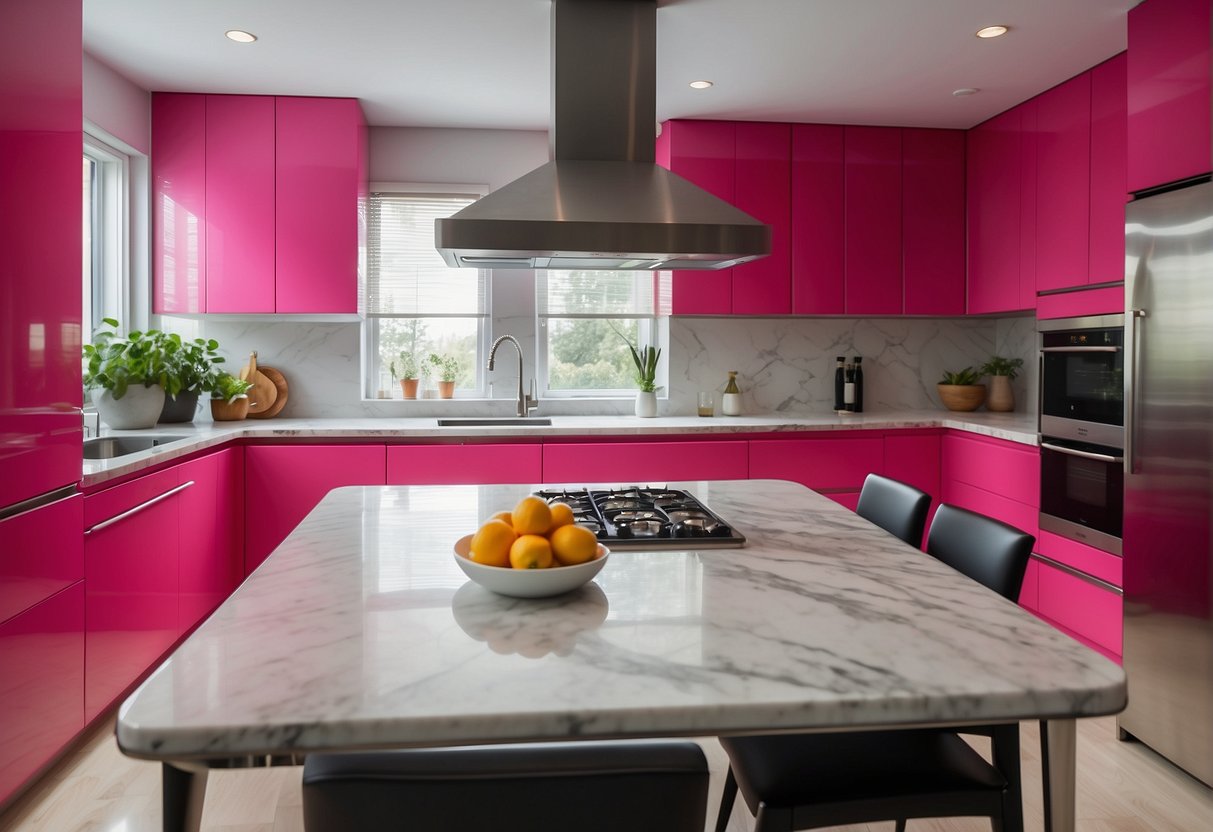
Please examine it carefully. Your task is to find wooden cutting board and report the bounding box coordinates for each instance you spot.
[239,352,278,415]
[248,366,288,419]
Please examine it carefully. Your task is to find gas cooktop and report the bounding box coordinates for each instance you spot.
[533,487,746,549]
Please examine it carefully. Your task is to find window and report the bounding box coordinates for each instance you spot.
[364,190,488,398]
[538,271,670,397]
[82,134,130,341]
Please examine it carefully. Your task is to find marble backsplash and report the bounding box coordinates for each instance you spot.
[166,314,1038,421]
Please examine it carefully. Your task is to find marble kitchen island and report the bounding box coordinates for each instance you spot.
[116,480,1125,832]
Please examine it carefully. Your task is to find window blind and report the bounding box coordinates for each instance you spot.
[537,270,672,317]
[366,192,486,315]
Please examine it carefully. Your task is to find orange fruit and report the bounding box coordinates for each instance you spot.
[468,520,517,567]
[549,502,575,530]
[511,496,553,535]
[509,534,553,569]
[550,524,599,566]
[490,510,514,526]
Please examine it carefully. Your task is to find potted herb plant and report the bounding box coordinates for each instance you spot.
[82,318,172,429]
[392,352,420,399]
[627,341,662,418]
[428,353,461,399]
[159,333,223,423]
[210,372,254,421]
[979,355,1025,413]
[937,367,987,412]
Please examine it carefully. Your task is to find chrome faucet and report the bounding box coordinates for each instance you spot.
[487,335,539,418]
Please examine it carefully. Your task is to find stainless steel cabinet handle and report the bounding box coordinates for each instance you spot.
[1039,346,1121,353]
[1124,308,1144,475]
[1029,553,1122,595]
[84,481,195,535]
[1039,443,1124,464]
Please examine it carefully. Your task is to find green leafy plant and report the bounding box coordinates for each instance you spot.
[939,367,983,386]
[163,333,223,397]
[82,318,174,400]
[626,342,662,393]
[427,353,461,383]
[979,355,1024,380]
[391,351,419,380]
[210,372,253,403]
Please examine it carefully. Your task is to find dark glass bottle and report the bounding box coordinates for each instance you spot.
[844,363,856,412]
[853,356,864,413]
[833,356,846,411]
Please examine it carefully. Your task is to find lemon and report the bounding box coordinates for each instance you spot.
[469,519,517,567]
[550,524,599,566]
[510,534,553,569]
[549,502,575,530]
[511,496,553,535]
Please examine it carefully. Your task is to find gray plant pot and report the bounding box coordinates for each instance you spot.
[159,390,200,423]
[94,384,167,430]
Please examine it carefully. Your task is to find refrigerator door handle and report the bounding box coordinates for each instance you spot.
[1124,308,1144,475]
[1040,442,1124,464]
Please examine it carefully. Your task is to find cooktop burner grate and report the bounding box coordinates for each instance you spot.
[532,487,746,549]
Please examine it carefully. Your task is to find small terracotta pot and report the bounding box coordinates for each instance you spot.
[937,384,987,412]
[986,375,1015,412]
[211,396,250,421]
[400,378,419,399]
[438,380,456,399]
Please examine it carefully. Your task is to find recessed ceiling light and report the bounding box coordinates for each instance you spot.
[689,80,714,90]
[975,25,1009,38]
[225,29,258,43]
[952,88,980,97]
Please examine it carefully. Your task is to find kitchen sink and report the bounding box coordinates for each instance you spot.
[436,418,552,427]
[83,434,189,460]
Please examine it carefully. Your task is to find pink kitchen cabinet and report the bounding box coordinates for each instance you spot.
[1035,529,1122,588]
[152,93,207,314]
[275,97,366,313]
[732,122,791,314]
[0,495,82,625]
[542,441,748,484]
[244,444,386,574]
[844,127,902,315]
[1036,284,1125,320]
[1127,0,1212,192]
[177,449,244,633]
[901,129,965,315]
[1016,99,1038,310]
[941,479,1039,544]
[1088,54,1128,285]
[884,432,941,545]
[387,444,542,485]
[1034,558,1123,660]
[1035,73,1092,292]
[749,436,884,499]
[657,120,735,315]
[0,583,85,808]
[84,467,185,722]
[790,124,845,314]
[942,432,1039,508]
[967,109,1023,314]
[205,95,276,313]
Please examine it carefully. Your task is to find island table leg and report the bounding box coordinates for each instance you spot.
[1043,719,1077,832]
[162,761,209,832]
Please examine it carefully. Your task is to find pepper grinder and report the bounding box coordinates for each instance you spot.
[722,371,743,416]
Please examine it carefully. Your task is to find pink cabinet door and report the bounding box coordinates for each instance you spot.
[152,93,207,314]
[658,120,735,315]
[275,97,366,313]
[966,109,1022,314]
[791,124,845,314]
[1035,558,1123,660]
[844,127,902,314]
[387,444,542,485]
[0,583,84,806]
[1089,54,1128,286]
[542,441,748,483]
[732,122,790,314]
[0,494,82,625]
[1017,99,1039,309]
[749,436,884,491]
[84,468,184,722]
[177,449,244,633]
[902,129,965,315]
[244,444,386,574]
[205,95,276,313]
[884,432,941,546]
[942,432,1040,508]
[1127,0,1212,192]
[1035,73,1092,292]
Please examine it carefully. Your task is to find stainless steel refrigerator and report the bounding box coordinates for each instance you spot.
[1120,177,1213,785]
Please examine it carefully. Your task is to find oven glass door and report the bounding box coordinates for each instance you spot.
[1040,329,1124,426]
[1039,439,1124,552]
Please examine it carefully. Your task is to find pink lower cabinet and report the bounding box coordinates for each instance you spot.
[84,468,186,722]
[0,494,83,625]
[1033,556,1123,660]
[244,445,386,574]
[387,444,541,485]
[177,449,244,633]
[748,436,884,506]
[542,441,748,484]
[0,583,85,806]
[884,432,941,545]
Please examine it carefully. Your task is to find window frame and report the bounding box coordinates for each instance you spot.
[82,132,131,340]
[537,314,668,399]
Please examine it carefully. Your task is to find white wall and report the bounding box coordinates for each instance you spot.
[370,126,547,189]
[83,51,150,154]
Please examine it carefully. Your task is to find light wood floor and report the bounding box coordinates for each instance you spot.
[2,717,1212,831]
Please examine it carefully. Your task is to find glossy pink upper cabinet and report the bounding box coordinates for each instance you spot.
[1017,99,1038,310]
[1089,54,1128,286]
[844,127,902,315]
[205,96,275,313]
[0,0,83,508]
[275,97,366,313]
[732,123,790,314]
[1035,73,1092,292]
[791,124,845,314]
[152,93,207,314]
[902,129,965,315]
[967,109,1022,314]
[658,120,735,314]
[1127,0,1212,192]
[0,495,82,625]
[177,449,244,633]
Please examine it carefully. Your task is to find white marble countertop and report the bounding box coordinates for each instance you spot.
[82,410,1038,488]
[116,479,1123,761]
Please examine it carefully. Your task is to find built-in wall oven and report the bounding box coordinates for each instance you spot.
[1038,314,1125,555]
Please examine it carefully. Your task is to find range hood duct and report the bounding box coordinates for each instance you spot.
[435,0,770,271]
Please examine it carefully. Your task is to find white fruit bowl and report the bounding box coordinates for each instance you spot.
[453,535,609,598]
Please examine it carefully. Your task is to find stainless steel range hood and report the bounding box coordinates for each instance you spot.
[435,0,770,271]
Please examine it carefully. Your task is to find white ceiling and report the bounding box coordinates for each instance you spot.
[82,0,1136,130]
